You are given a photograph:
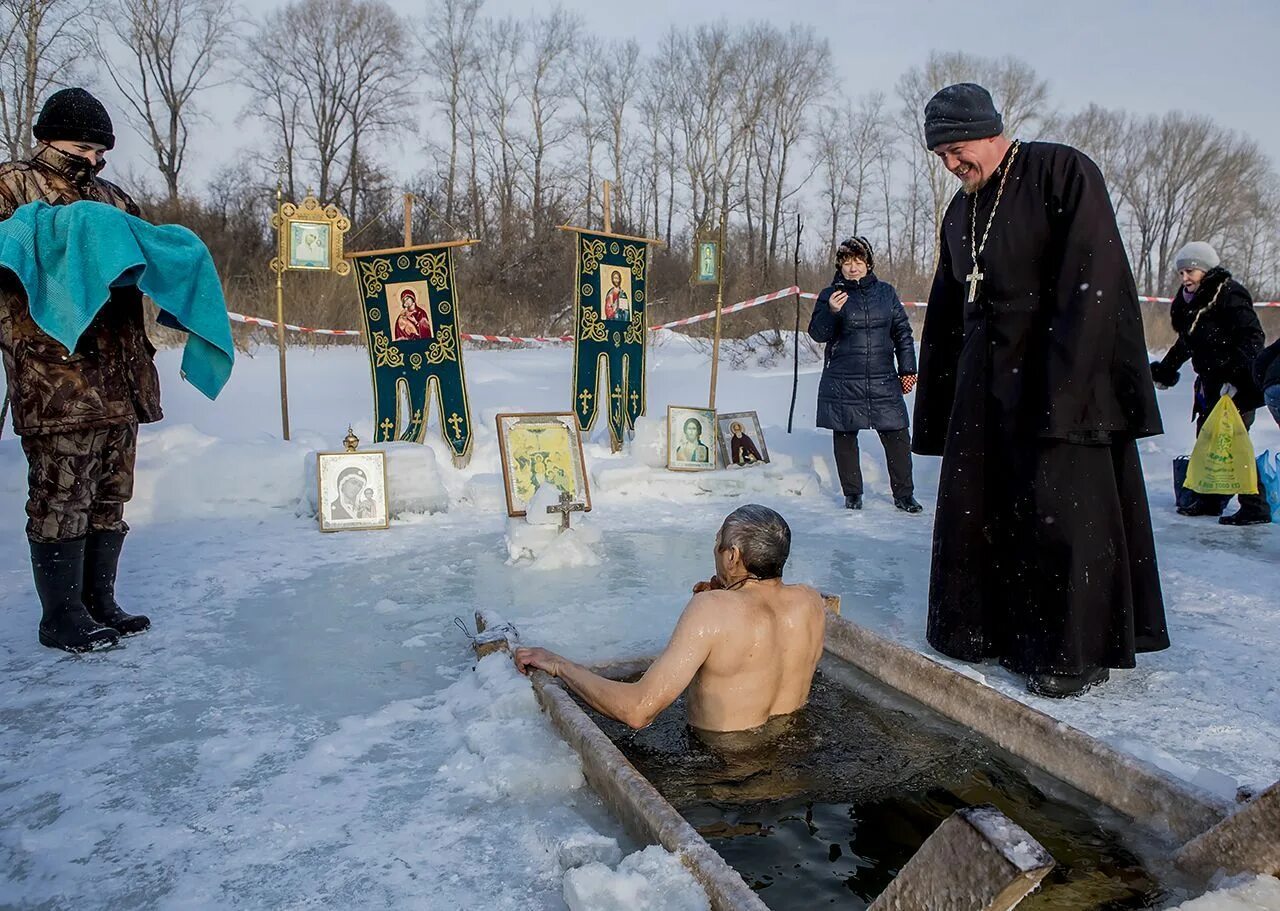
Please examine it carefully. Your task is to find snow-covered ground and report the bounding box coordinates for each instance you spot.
[0,332,1277,909]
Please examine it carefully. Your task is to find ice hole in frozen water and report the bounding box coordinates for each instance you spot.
[573,656,1196,911]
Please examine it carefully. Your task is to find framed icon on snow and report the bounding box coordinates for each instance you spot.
[667,405,717,471]
[716,411,769,467]
[496,412,592,517]
[317,450,390,532]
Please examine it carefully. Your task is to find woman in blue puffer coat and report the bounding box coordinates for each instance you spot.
[808,236,921,512]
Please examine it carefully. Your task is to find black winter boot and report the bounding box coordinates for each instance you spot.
[894,496,924,514]
[31,539,120,652]
[83,531,150,635]
[844,495,863,511]
[1219,495,1272,526]
[1027,666,1109,698]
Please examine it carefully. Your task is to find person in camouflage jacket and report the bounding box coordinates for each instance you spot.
[0,88,161,652]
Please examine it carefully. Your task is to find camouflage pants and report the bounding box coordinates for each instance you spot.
[20,423,137,542]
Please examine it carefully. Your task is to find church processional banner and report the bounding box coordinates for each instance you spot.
[572,231,649,447]
[350,244,474,464]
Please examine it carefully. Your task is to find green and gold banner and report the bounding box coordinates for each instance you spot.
[572,231,648,446]
[350,244,474,463]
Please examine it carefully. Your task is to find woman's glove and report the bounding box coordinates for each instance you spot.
[1221,382,1238,399]
[900,374,917,395]
[1150,361,1179,390]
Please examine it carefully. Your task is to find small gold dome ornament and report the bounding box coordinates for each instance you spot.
[343,426,360,452]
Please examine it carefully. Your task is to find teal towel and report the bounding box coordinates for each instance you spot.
[0,199,234,400]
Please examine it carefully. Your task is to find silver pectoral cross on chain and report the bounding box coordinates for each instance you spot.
[965,266,984,304]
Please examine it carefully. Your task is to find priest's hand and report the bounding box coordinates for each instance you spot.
[693,576,724,593]
[829,290,848,312]
[514,646,564,678]
[1221,383,1238,399]
[900,374,917,395]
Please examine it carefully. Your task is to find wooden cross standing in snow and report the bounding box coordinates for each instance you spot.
[546,489,585,532]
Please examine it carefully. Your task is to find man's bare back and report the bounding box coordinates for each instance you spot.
[514,505,824,733]
[682,581,826,731]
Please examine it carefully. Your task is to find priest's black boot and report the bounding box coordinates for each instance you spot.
[84,530,151,635]
[894,496,924,514]
[844,495,862,510]
[31,539,120,653]
[1026,666,1109,699]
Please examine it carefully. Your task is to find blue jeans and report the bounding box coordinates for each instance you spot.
[1266,384,1280,428]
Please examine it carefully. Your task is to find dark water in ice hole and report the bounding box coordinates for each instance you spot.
[579,657,1191,910]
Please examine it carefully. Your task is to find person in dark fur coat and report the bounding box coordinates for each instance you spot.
[0,88,159,652]
[1150,242,1269,525]
[808,236,921,514]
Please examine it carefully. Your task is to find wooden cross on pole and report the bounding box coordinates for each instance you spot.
[546,489,585,532]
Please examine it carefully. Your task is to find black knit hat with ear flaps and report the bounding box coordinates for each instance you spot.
[33,88,116,150]
[836,236,875,273]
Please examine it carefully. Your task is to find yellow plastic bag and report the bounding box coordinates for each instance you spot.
[1185,395,1258,495]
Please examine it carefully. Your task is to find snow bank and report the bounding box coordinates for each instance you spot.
[302,442,450,518]
[1165,876,1280,911]
[562,845,710,911]
[432,653,585,799]
[505,488,603,570]
[590,415,823,501]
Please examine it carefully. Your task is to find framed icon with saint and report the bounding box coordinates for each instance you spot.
[693,235,719,285]
[271,193,351,276]
[667,405,717,471]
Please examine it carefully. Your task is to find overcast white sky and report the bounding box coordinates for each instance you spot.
[100,0,1280,197]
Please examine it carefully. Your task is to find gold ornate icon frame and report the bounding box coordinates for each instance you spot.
[271,193,352,276]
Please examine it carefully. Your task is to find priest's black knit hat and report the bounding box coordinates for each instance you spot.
[33,88,115,150]
[924,83,1003,149]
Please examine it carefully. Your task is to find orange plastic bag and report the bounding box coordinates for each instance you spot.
[1184,396,1258,495]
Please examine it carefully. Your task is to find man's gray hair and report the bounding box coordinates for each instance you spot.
[718,504,791,580]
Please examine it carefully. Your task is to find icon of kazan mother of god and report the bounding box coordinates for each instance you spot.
[393,288,434,341]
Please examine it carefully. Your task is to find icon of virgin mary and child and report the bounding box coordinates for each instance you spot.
[393,288,434,341]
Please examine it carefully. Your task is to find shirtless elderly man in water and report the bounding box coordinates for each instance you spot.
[513,505,826,733]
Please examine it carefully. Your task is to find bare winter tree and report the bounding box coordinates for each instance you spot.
[568,34,605,226]
[475,15,522,243]
[244,0,411,221]
[520,7,577,230]
[598,38,639,228]
[93,0,241,203]
[754,24,829,279]
[0,0,87,159]
[421,0,480,226]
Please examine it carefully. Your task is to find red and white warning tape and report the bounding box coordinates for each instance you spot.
[226,286,1280,342]
[228,312,363,337]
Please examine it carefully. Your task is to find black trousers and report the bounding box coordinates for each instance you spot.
[833,429,914,498]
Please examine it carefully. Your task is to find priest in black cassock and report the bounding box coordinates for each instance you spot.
[912,83,1169,698]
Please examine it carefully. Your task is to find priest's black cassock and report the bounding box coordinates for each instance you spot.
[912,140,1170,676]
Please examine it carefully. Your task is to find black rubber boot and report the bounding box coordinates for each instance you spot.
[894,496,924,514]
[31,539,120,653]
[84,530,150,635]
[1177,492,1228,517]
[844,495,863,510]
[1218,494,1272,527]
[1027,666,1109,698]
